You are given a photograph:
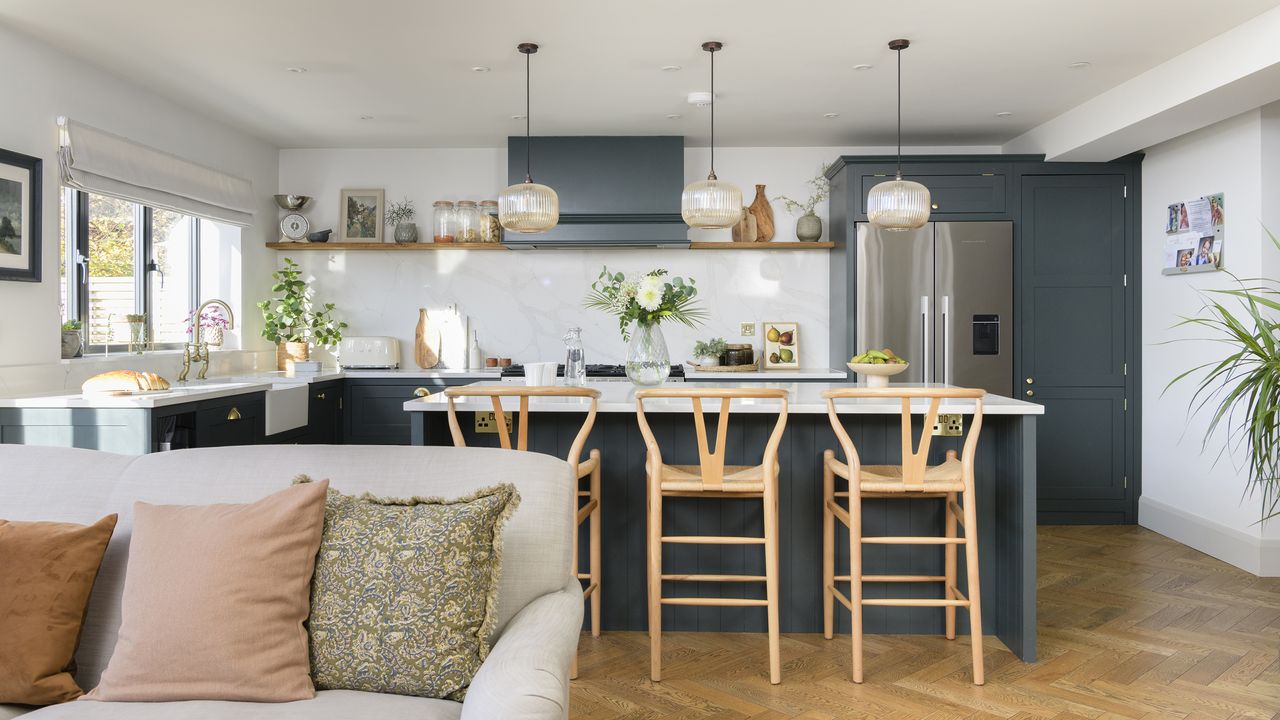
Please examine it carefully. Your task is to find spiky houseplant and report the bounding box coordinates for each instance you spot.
[1168,228,1280,523]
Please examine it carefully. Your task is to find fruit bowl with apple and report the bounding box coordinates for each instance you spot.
[848,348,909,388]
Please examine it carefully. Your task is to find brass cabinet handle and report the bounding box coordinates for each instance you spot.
[1025,390,1035,398]
[413,387,430,398]
[1025,377,1034,385]
[226,407,242,421]
[315,392,326,400]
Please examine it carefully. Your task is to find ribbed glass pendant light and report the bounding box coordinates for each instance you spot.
[866,39,931,231]
[499,42,559,234]
[682,41,742,229]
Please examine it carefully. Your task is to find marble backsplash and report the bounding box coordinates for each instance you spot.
[286,247,831,370]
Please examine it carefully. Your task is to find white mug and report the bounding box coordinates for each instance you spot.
[524,361,557,387]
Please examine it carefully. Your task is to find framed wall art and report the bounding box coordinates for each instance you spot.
[338,188,384,243]
[0,148,42,282]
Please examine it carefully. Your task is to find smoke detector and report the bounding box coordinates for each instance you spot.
[687,91,714,107]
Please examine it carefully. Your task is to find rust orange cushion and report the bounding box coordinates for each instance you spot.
[85,480,328,702]
[0,514,118,705]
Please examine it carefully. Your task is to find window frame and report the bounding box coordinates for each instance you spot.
[63,188,203,353]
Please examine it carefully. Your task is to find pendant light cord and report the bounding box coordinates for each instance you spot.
[709,45,716,181]
[525,49,532,184]
[895,45,902,179]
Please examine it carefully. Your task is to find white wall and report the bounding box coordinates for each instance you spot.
[278,144,996,367]
[1140,108,1280,574]
[0,24,278,370]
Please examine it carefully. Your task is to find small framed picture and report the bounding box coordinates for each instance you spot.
[338,188,384,243]
[0,148,42,282]
[763,322,798,369]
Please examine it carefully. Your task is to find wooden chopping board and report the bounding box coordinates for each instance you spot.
[415,308,440,369]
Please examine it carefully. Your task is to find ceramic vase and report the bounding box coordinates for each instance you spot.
[61,331,82,359]
[796,212,822,242]
[625,322,670,386]
[394,222,418,243]
[748,184,775,242]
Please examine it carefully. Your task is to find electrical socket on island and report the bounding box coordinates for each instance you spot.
[474,411,512,434]
[933,413,964,437]
[740,322,755,337]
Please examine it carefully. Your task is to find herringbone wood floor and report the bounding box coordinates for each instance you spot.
[569,525,1280,719]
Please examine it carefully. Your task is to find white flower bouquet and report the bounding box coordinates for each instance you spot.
[584,266,706,340]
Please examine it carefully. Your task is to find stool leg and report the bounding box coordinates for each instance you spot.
[849,492,864,684]
[763,476,782,685]
[822,450,835,640]
[944,491,957,641]
[589,449,602,639]
[647,458,663,682]
[961,487,985,685]
[570,477,582,681]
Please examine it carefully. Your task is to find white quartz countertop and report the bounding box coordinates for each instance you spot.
[403,381,1044,416]
[683,366,848,380]
[0,380,276,409]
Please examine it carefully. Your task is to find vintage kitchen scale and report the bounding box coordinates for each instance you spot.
[274,194,312,242]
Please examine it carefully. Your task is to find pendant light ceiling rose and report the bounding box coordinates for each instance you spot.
[499,40,559,234]
[867,37,930,231]
[681,40,742,229]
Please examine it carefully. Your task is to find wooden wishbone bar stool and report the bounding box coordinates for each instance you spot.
[634,387,789,685]
[821,386,987,685]
[443,385,602,679]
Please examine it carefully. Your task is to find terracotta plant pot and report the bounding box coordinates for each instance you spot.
[277,341,310,371]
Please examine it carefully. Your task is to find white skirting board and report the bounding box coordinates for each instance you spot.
[1139,496,1280,577]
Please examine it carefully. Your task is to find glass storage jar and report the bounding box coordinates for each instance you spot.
[455,200,481,244]
[722,343,755,367]
[432,200,456,243]
[479,200,503,243]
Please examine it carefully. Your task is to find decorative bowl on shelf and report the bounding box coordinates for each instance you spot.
[273,194,313,211]
[847,362,909,388]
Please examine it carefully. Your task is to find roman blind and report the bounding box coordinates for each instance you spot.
[57,117,254,226]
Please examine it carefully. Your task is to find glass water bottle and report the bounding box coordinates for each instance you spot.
[563,327,586,386]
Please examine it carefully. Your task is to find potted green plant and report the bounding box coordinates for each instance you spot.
[585,266,705,385]
[386,198,417,243]
[1169,228,1280,522]
[257,258,348,370]
[60,319,83,359]
[693,337,728,367]
[773,168,830,242]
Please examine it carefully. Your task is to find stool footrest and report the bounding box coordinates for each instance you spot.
[844,574,947,583]
[661,535,766,545]
[861,536,967,545]
[662,573,766,583]
[862,598,971,608]
[660,597,768,607]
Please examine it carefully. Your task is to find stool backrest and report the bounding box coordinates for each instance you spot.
[634,387,789,490]
[822,387,985,486]
[444,385,601,470]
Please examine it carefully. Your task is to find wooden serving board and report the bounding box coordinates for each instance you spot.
[685,360,760,373]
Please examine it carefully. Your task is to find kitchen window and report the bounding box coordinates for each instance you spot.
[61,188,216,352]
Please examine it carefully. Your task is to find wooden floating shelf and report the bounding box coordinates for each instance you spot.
[688,241,835,250]
[265,242,509,251]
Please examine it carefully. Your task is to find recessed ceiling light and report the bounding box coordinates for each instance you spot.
[853,63,874,71]
[823,112,840,119]
[285,66,308,73]
[995,111,1013,118]
[666,113,682,119]
[511,114,527,120]
[1067,61,1091,70]
[359,114,374,120]
[661,65,682,72]
[471,65,491,73]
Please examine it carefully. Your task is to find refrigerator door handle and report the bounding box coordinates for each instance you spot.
[941,295,951,386]
[920,295,930,383]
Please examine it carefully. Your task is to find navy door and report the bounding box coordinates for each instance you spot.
[1020,174,1131,523]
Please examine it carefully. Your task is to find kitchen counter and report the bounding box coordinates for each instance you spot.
[405,379,1039,662]
[404,381,1043,415]
[683,366,849,381]
[0,380,275,409]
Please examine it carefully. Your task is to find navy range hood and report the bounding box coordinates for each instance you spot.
[503,136,689,248]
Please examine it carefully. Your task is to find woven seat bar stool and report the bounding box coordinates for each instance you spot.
[634,387,789,685]
[821,386,987,685]
[444,385,602,679]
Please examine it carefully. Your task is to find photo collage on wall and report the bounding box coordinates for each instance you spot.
[1163,193,1224,276]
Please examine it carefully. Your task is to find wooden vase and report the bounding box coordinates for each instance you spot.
[731,207,757,243]
[277,341,310,371]
[748,184,775,242]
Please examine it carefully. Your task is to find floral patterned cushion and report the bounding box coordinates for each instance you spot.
[298,477,520,701]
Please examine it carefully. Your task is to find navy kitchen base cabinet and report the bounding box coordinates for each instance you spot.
[192,395,265,448]
[305,380,344,444]
[344,379,471,445]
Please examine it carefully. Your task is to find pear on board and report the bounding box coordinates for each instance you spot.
[415,308,440,369]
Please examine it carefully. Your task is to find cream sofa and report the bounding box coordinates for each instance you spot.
[0,444,581,720]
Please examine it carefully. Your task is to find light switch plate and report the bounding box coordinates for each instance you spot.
[933,413,964,437]
[740,321,755,337]
[475,411,512,434]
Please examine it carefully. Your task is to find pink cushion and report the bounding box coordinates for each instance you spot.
[84,480,329,702]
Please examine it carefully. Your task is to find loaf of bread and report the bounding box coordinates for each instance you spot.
[81,370,172,395]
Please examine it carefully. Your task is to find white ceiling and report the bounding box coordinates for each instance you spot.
[3,0,1278,149]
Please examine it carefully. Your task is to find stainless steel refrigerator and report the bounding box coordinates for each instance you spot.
[856,221,1013,395]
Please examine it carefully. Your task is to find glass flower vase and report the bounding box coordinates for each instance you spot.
[625,322,671,386]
